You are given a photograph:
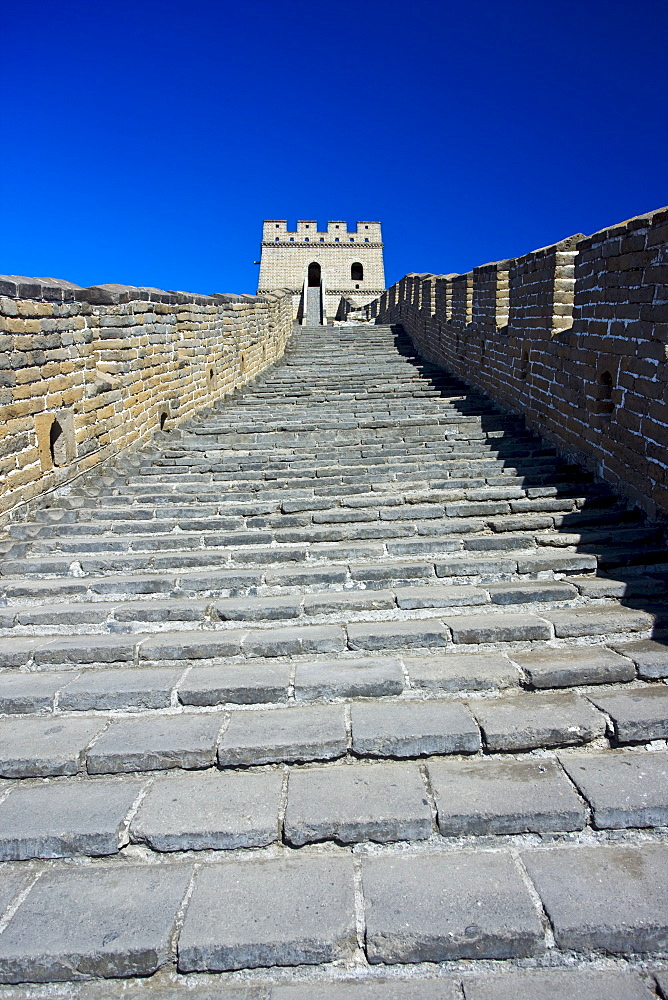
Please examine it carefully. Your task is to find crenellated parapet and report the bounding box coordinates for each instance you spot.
[366,207,668,519]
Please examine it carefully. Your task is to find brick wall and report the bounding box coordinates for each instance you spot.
[366,207,668,519]
[0,277,294,523]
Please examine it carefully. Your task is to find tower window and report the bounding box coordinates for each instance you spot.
[320,237,324,242]
[305,237,309,241]
[364,238,369,242]
[351,262,364,281]
[290,237,294,242]
[335,238,339,242]
[275,237,279,241]
[350,238,354,242]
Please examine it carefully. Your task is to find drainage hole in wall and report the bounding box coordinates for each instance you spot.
[159,412,169,431]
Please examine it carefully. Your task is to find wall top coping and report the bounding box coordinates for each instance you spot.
[576,205,668,249]
[0,275,293,306]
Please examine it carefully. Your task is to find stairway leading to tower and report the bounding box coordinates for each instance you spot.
[0,323,666,998]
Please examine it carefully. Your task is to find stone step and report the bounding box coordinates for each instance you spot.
[1,321,666,989]
[0,748,666,865]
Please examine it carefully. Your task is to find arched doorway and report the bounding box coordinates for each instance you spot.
[308,262,321,287]
[351,262,363,281]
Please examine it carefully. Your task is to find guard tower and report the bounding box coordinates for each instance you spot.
[257,220,385,324]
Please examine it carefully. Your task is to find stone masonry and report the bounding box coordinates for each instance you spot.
[257,221,385,321]
[0,206,666,997]
[0,277,294,524]
[366,207,668,521]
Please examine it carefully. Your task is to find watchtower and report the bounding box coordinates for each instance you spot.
[257,220,385,324]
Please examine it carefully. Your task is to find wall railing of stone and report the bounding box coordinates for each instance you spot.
[0,277,294,523]
[366,207,668,520]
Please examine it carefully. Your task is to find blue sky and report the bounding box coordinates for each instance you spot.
[1,0,666,294]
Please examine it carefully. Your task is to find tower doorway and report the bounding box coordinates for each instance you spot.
[308,262,321,287]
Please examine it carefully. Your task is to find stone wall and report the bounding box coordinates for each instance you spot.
[365,207,668,520]
[0,276,294,523]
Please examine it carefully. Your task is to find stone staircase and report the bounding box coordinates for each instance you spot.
[0,323,667,999]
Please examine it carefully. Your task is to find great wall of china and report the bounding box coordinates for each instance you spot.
[0,207,666,999]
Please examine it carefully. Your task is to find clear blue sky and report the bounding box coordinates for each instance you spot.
[1,0,666,294]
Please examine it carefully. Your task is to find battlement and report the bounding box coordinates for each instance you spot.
[262,220,383,244]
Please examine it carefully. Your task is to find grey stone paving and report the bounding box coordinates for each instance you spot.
[178,662,291,705]
[589,686,668,742]
[0,717,107,777]
[0,864,192,982]
[178,855,356,971]
[294,657,404,700]
[402,653,518,692]
[284,761,431,845]
[612,639,668,679]
[0,671,70,714]
[351,700,480,757]
[428,757,586,835]
[461,969,657,999]
[272,982,458,998]
[559,750,668,828]
[363,850,544,962]
[131,769,282,850]
[218,705,347,766]
[59,666,183,710]
[512,646,635,688]
[0,777,143,859]
[1,322,667,988]
[470,691,605,751]
[86,713,225,773]
[522,843,668,953]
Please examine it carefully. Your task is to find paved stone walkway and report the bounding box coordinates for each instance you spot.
[0,324,667,998]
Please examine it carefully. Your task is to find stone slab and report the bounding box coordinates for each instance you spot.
[0,777,143,859]
[0,671,71,714]
[218,705,347,766]
[545,606,654,638]
[59,667,183,710]
[351,700,480,758]
[486,581,577,605]
[444,613,551,644]
[178,662,291,705]
[462,969,657,1000]
[589,686,668,742]
[0,637,45,669]
[394,585,488,610]
[363,850,544,963]
[86,713,225,773]
[611,639,668,679]
[0,717,107,777]
[522,843,668,953]
[273,981,458,999]
[131,769,282,850]
[0,872,32,918]
[303,591,395,614]
[428,757,586,836]
[178,855,356,971]
[294,658,404,701]
[284,761,432,845]
[242,625,345,657]
[139,631,245,660]
[347,620,450,650]
[512,646,635,688]
[0,864,191,982]
[403,654,519,693]
[34,635,136,665]
[559,750,668,828]
[470,691,605,752]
